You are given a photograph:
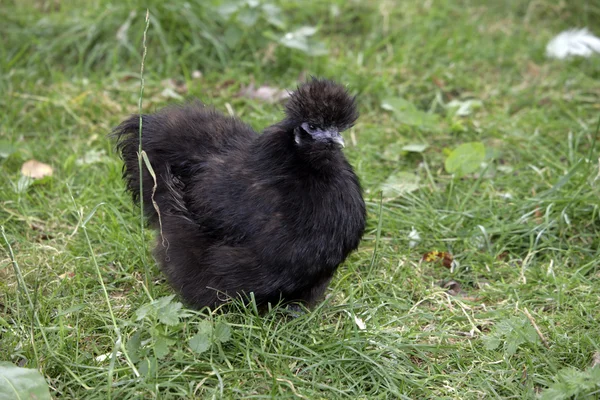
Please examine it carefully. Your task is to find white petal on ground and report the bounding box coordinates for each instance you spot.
[408,226,421,248]
[546,28,600,59]
[344,310,366,330]
[95,351,122,362]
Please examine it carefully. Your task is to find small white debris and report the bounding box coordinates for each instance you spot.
[116,11,137,43]
[239,84,290,103]
[76,149,109,166]
[446,99,482,116]
[95,351,122,362]
[161,87,183,100]
[344,310,366,330]
[353,315,366,330]
[546,28,600,59]
[562,211,571,226]
[408,227,421,248]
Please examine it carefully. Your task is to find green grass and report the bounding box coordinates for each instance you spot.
[1,0,600,398]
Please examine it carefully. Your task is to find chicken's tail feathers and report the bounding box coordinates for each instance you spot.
[113,102,257,226]
[112,114,140,193]
[113,113,192,227]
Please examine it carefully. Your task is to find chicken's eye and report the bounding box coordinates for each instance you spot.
[308,124,317,131]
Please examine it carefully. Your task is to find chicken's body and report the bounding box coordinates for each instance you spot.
[115,78,365,309]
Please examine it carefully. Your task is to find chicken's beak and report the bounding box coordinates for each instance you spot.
[308,125,345,148]
[330,133,345,148]
[320,129,344,148]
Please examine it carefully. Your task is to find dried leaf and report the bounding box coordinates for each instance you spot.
[160,78,187,99]
[21,160,53,179]
[422,251,453,268]
[441,280,461,296]
[240,84,290,103]
[76,149,109,166]
[161,87,183,100]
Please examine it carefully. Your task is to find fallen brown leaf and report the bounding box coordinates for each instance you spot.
[239,83,290,103]
[21,160,53,179]
[58,271,75,279]
[441,280,461,296]
[422,250,454,268]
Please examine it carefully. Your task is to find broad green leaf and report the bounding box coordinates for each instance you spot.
[381,142,428,161]
[482,316,540,356]
[214,322,232,343]
[189,332,211,354]
[381,98,439,130]
[402,143,428,153]
[446,99,483,116]
[75,149,109,166]
[482,335,501,351]
[224,26,243,48]
[216,1,240,18]
[0,362,51,400]
[138,357,157,377]
[136,295,180,323]
[157,301,183,326]
[153,295,176,310]
[540,367,600,400]
[154,336,171,359]
[294,26,318,36]
[237,7,259,27]
[15,176,33,194]
[55,304,86,317]
[381,142,405,162]
[279,26,328,56]
[197,320,213,335]
[126,332,142,363]
[135,302,154,321]
[444,142,485,177]
[381,172,420,199]
[262,4,285,28]
[0,141,16,159]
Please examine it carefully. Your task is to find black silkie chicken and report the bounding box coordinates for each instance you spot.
[114,78,366,310]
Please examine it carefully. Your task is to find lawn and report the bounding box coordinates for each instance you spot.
[1,0,599,398]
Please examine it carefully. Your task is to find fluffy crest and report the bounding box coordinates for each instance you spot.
[284,78,358,130]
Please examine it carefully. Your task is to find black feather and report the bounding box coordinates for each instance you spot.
[113,78,366,309]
